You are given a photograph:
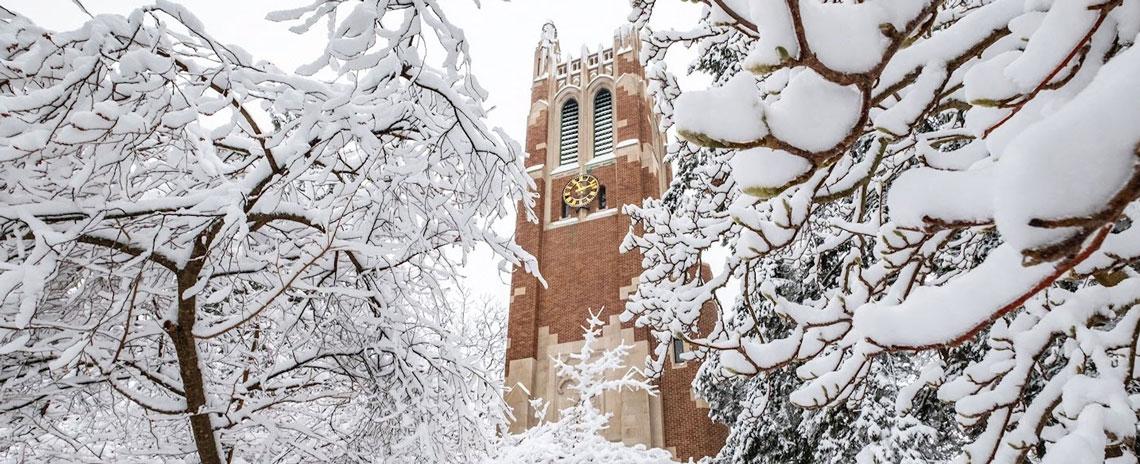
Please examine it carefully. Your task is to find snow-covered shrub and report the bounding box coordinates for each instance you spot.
[625,0,1140,462]
[0,2,536,463]
[488,312,677,464]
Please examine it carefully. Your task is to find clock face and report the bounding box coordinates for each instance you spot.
[562,174,600,208]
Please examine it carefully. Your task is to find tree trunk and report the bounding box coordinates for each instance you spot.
[170,274,223,464]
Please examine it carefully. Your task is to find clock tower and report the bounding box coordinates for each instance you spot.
[503,24,726,460]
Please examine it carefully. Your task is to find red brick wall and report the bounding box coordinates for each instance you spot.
[660,297,730,460]
[505,76,549,364]
[505,173,543,363]
[525,79,549,169]
[534,163,629,341]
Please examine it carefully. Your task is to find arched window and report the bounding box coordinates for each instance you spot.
[593,89,614,158]
[597,185,607,210]
[559,99,579,166]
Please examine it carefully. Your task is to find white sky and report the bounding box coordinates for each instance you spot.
[12,0,709,306]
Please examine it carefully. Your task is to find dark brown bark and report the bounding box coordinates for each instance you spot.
[167,273,223,464]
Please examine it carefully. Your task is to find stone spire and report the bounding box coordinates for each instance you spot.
[533,21,561,78]
[539,21,559,54]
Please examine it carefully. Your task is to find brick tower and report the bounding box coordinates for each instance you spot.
[503,23,727,460]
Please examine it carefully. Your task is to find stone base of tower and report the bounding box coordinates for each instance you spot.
[504,316,726,461]
[504,315,665,447]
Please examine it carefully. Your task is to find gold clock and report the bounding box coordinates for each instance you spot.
[562,174,600,208]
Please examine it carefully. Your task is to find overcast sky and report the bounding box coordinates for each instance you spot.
[12,0,706,306]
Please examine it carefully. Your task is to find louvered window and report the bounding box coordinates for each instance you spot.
[593,89,614,158]
[559,99,579,166]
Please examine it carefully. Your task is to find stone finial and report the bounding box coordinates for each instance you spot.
[535,21,561,78]
[540,21,559,52]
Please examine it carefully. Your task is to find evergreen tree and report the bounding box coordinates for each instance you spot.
[624,1,1140,462]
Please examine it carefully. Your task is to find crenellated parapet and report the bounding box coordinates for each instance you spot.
[533,23,641,90]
